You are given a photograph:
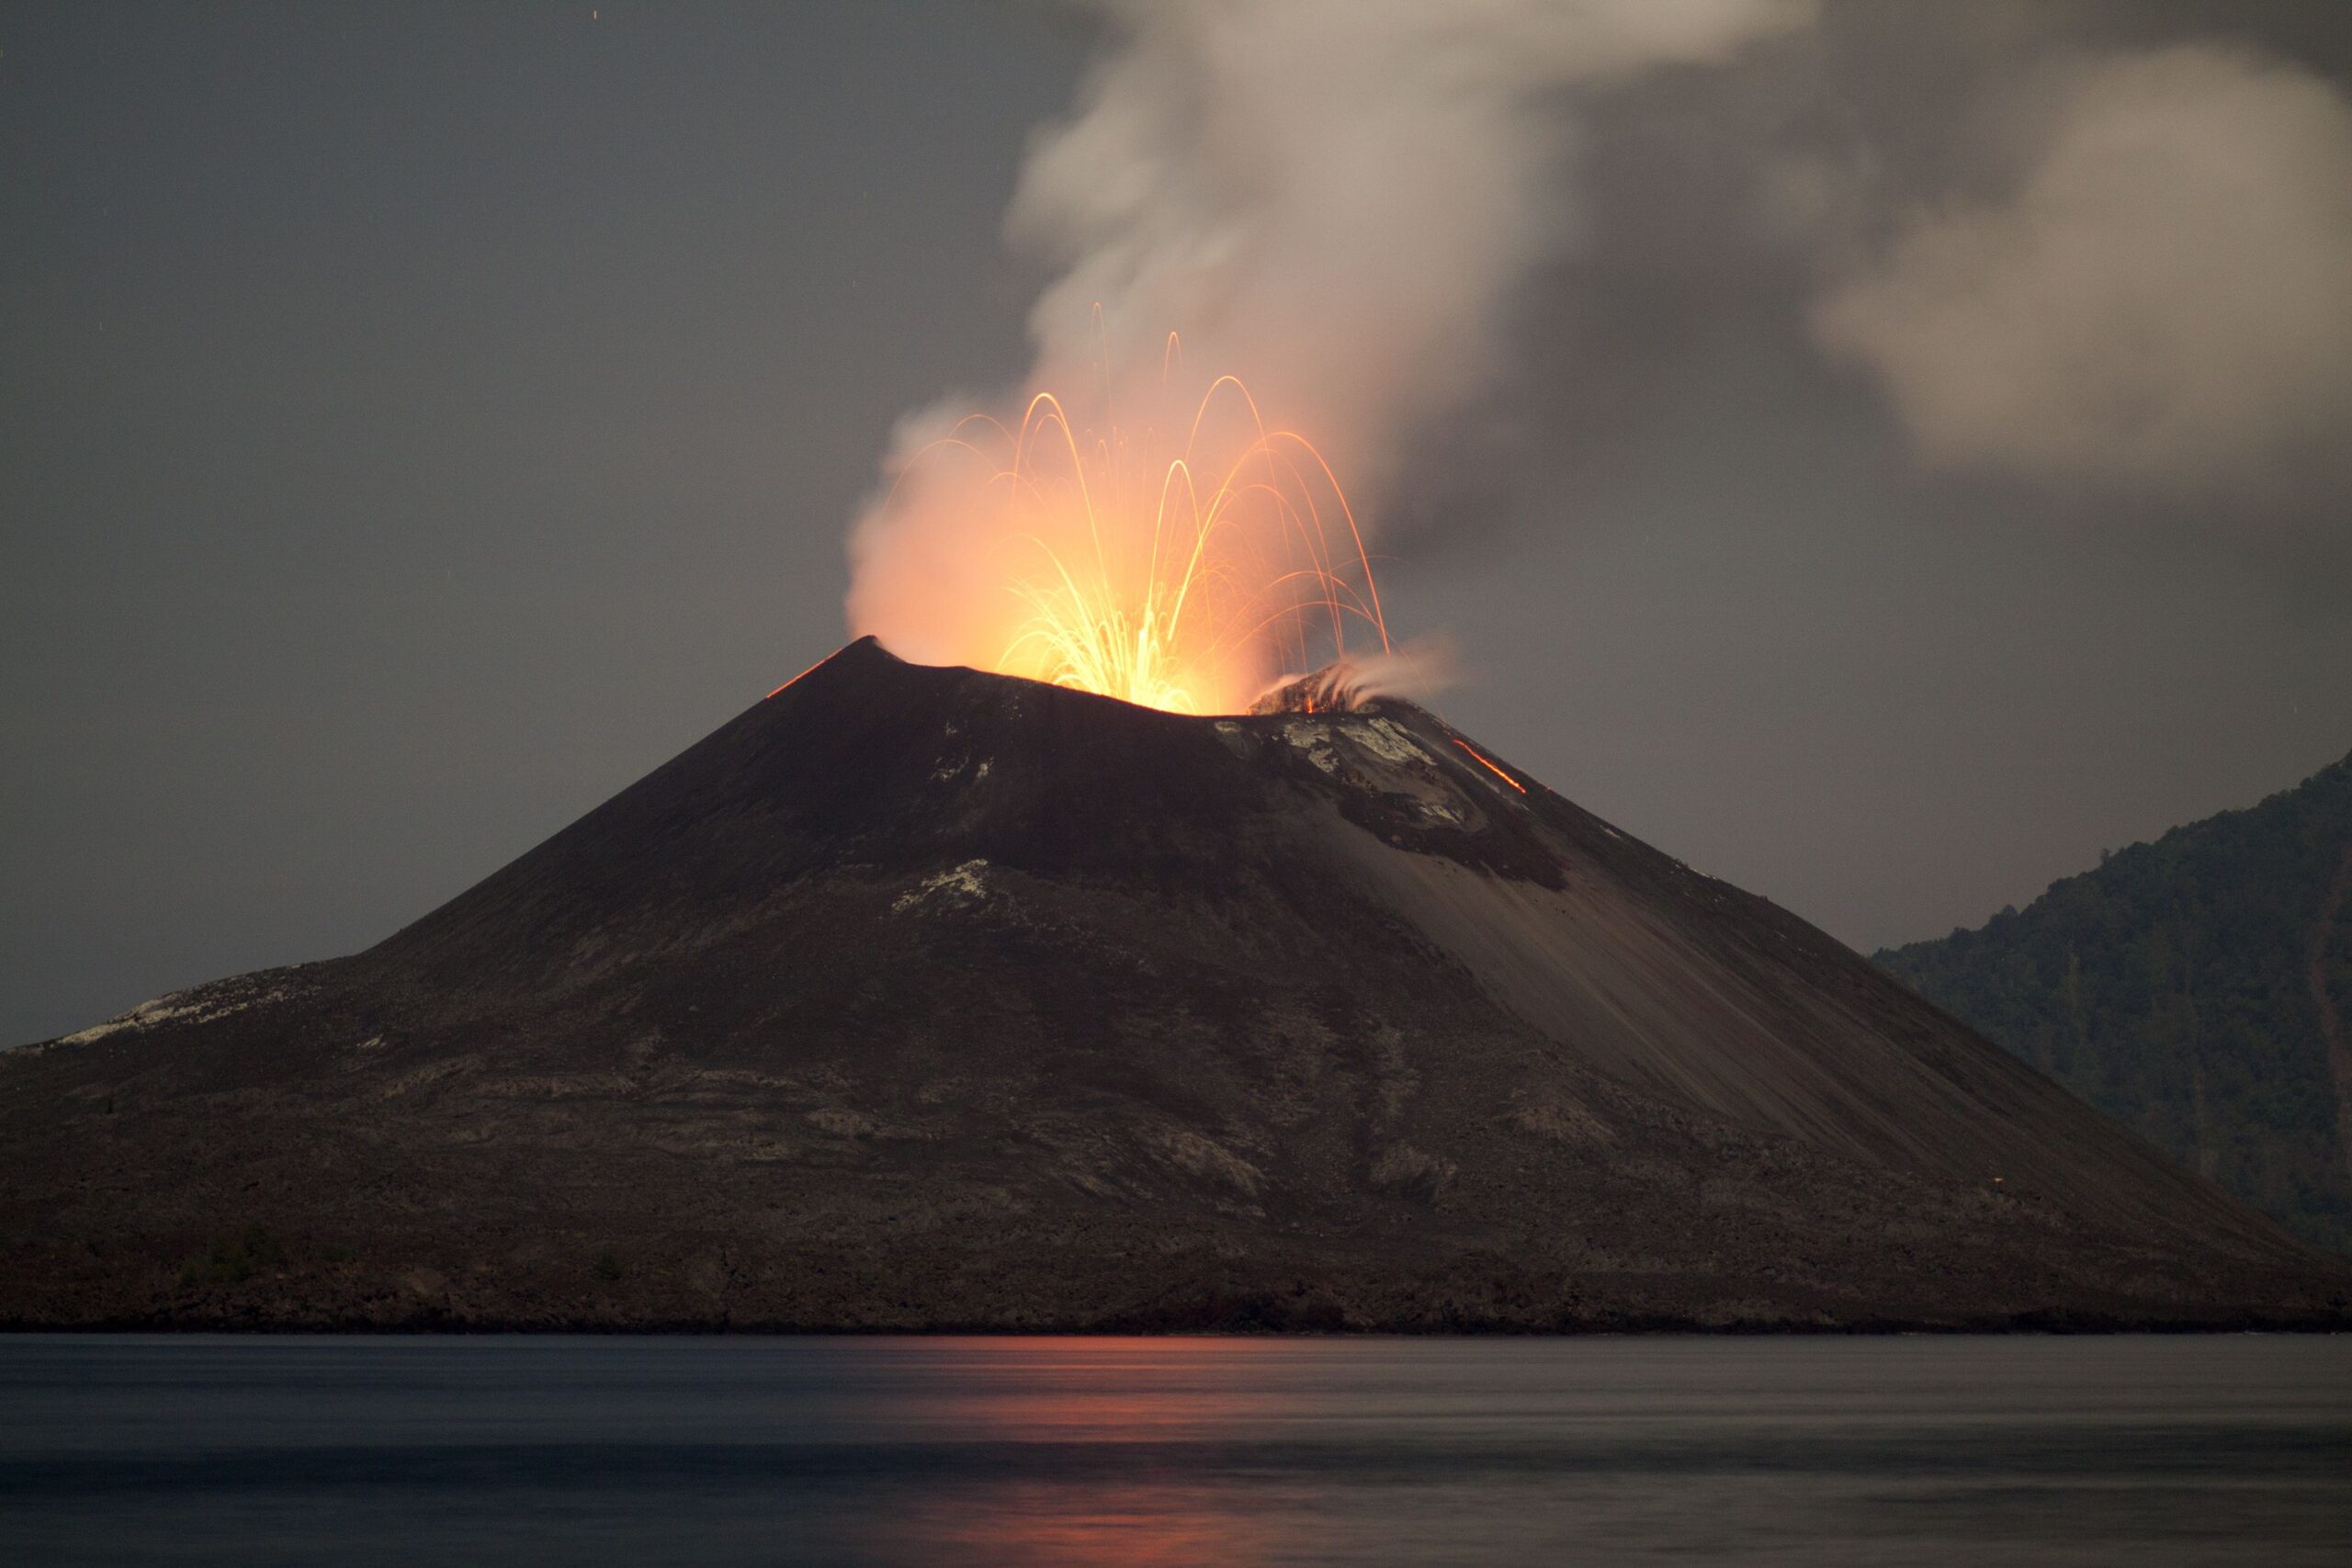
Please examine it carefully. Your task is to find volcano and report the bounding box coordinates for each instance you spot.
[5,638,2345,1329]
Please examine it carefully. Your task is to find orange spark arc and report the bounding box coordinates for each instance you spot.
[865,365,1390,716]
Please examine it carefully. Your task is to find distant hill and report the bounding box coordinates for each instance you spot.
[1878,750,2352,1251]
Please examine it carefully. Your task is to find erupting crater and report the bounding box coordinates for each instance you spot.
[851,366,1394,716]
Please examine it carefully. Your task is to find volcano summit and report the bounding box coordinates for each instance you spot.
[4,639,2344,1330]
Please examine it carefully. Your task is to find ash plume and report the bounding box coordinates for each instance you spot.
[1809,43,2352,502]
[845,0,1816,686]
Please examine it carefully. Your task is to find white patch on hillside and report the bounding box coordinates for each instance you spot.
[893,859,991,913]
[1282,720,1341,775]
[1345,717,1429,767]
[50,976,292,1050]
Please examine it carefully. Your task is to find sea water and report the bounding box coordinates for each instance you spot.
[1,1334,2345,1565]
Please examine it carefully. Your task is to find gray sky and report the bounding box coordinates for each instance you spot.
[6,0,2352,1046]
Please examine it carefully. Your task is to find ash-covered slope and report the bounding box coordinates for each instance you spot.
[3,638,2343,1329]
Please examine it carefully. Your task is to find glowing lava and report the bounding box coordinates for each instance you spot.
[1452,738,1527,795]
[867,367,1391,716]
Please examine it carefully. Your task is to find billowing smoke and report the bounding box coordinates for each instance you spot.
[845,0,1816,684]
[1811,44,2352,500]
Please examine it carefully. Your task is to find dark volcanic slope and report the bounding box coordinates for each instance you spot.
[4,638,2345,1330]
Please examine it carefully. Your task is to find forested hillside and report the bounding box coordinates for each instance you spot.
[1878,750,2352,1251]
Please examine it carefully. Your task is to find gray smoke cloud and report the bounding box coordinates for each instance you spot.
[1007,0,1821,485]
[1809,43,2352,501]
[845,0,1817,671]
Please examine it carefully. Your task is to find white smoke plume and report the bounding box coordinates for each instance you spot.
[845,0,1817,680]
[1811,44,2352,499]
[1006,0,1822,484]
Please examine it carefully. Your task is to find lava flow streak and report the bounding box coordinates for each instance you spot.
[1453,739,1527,794]
[856,368,1391,716]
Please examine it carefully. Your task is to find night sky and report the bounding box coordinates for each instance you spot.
[7,0,2352,1046]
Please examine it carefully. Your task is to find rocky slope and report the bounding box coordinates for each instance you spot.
[3,639,2344,1329]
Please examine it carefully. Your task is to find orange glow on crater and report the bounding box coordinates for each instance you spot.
[864,357,1391,716]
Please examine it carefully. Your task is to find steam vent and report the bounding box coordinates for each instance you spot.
[5,637,2346,1330]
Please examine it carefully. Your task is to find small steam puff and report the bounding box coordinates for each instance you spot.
[1250,635,1463,716]
[1812,44,2352,498]
[846,0,1815,682]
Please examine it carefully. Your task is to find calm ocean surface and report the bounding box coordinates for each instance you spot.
[1,1334,2346,1565]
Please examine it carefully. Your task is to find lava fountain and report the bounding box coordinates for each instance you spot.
[846,362,1392,716]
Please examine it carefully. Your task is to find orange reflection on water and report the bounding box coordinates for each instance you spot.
[900,1481,1276,1568]
[871,1337,1299,1567]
